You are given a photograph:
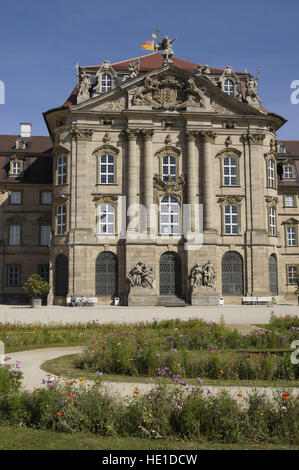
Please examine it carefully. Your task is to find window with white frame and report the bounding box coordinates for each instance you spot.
[7,265,20,286]
[100,155,114,184]
[223,157,237,185]
[101,74,112,93]
[286,226,296,246]
[287,265,298,284]
[56,205,66,235]
[99,203,115,234]
[285,195,295,207]
[11,161,21,175]
[40,225,51,245]
[268,159,275,188]
[284,166,293,178]
[57,155,67,185]
[41,192,52,204]
[160,195,180,235]
[10,191,21,204]
[9,225,20,245]
[162,156,176,182]
[269,206,276,236]
[223,79,234,96]
[224,205,238,235]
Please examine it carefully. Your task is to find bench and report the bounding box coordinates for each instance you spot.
[242,297,258,305]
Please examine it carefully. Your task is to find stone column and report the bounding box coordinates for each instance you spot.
[186,130,198,231]
[142,129,154,233]
[199,130,217,232]
[125,129,139,231]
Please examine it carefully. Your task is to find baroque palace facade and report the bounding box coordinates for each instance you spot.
[0,43,299,305]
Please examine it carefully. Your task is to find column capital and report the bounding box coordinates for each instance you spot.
[185,130,198,142]
[198,130,217,143]
[123,128,139,141]
[141,129,154,141]
[241,133,266,145]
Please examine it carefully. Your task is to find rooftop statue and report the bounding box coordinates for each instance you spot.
[245,70,261,107]
[157,35,177,64]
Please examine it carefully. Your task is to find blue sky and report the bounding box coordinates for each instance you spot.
[0,0,298,139]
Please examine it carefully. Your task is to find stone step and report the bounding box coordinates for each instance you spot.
[156,296,187,307]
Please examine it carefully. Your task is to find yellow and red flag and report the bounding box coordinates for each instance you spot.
[141,40,154,51]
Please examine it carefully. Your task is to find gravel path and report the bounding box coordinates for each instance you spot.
[4,347,299,402]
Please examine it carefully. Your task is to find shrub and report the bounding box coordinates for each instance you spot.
[23,274,50,299]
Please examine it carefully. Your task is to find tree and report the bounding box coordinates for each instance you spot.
[23,274,50,300]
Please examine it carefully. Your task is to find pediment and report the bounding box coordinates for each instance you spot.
[72,64,265,116]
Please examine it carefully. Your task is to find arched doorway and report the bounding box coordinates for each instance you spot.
[269,254,278,295]
[159,252,181,296]
[54,254,68,296]
[95,251,118,296]
[222,251,243,295]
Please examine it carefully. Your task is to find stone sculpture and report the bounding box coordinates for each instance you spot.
[157,35,177,64]
[77,68,91,102]
[245,71,261,106]
[128,261,154,289]
[189,260,216,288]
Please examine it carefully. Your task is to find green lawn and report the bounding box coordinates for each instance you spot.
[0,425,296,450]
[42,353,299,388]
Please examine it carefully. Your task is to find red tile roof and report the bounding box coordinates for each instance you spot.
[279,140,299,156]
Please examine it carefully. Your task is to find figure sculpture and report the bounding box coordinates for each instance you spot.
[128,261,154,288]
[189,261,216,288]
[77,68,91,102]
[245,71,261,106]
[157,35,177,64]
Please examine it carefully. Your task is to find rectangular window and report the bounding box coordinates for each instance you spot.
[10,192,22,204]
[38,264,49,283]
[285,195,295,207]
[41,192,52,204]
[162,156,176,182]
[224,205,238,235]
[9,225,20,245]
[57,155,67,185]
[99,203,115,234]
[268,159,275,188]
[284,166,293,178]
[40,225,51,245]
[11,161,21,175]
[269,207,276,236]
[287,227,296,246]
[223,157,237,186]
[56,205,66,235]
[7,265,20,286]
[288,266,298,284]
[100,155,114,184]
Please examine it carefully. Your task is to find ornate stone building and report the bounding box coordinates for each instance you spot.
[1,46,299,305]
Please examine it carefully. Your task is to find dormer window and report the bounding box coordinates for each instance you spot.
[16,139,26,150]
[9,157,24,177]
[101,74,112,93]
[12,161,21,175]
[223,79,234,96]
[284,166,293,179]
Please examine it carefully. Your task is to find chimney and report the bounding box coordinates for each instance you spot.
[20,123,31,138]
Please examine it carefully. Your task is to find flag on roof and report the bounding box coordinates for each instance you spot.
[141,40,154,51]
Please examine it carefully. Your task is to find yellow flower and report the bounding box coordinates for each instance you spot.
[220,369,224,374]
[260,412,264,416]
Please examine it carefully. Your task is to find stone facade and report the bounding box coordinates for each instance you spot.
[1,49,299,305]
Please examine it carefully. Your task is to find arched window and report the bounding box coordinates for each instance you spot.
[56,205,66,235]
[100,154,114,184]
[223,156,237,185]
[160,195,180,235]
[99,203,115,234]
[95,251,118,296]
[267,159,275,188]
[222,251,243,295]
[269,206,276,236]
[162,155,176,182]
[223,79,234,96]
[101,74,112,93]
[54,254,68,296]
